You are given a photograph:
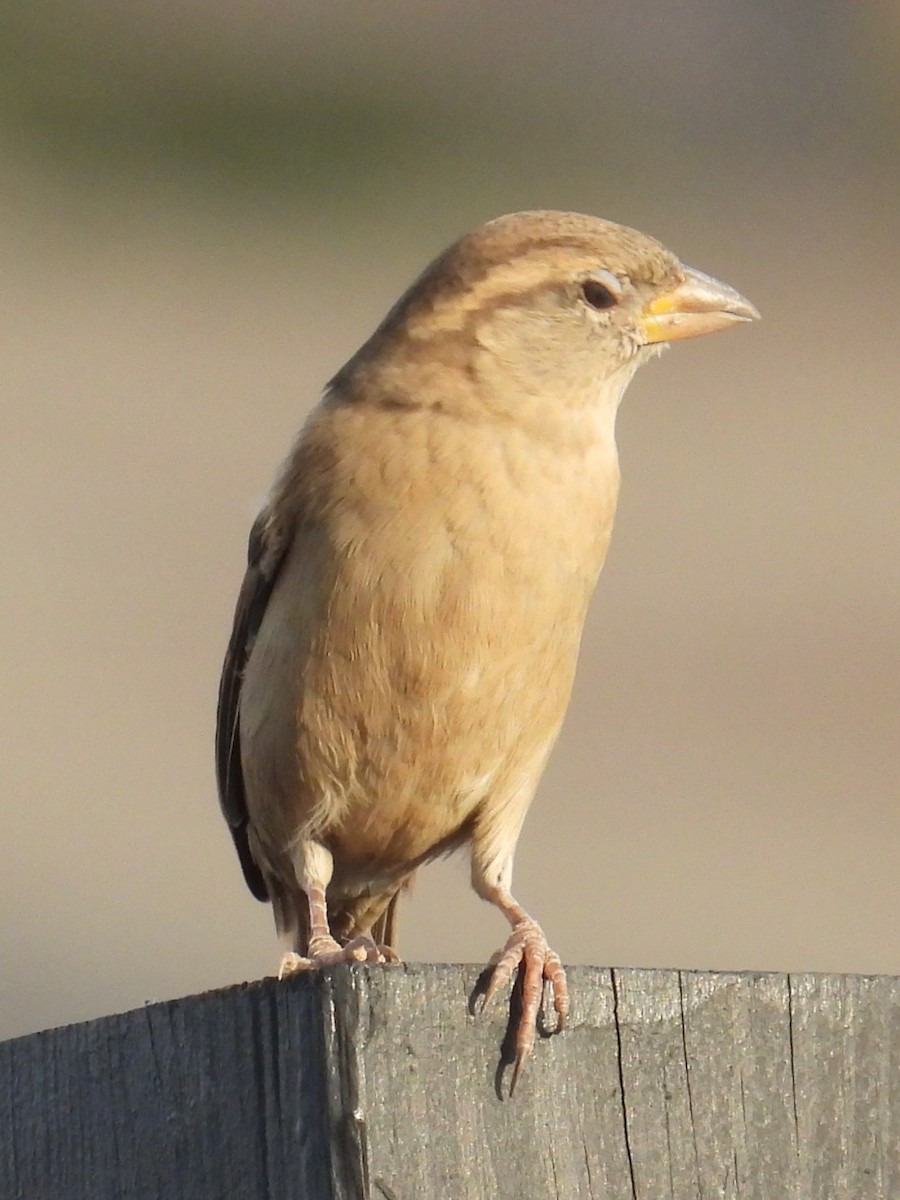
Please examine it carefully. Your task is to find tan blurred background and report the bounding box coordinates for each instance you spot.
[2,1,898,1042]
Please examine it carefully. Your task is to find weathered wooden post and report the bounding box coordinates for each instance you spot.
[2,964,898,1198]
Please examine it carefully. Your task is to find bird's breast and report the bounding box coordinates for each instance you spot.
[285,404,621,880]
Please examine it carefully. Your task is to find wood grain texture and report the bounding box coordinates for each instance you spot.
[2,965,898,1199]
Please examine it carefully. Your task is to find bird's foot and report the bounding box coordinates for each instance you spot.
[277,934,385,978]
[479,918,569,1090]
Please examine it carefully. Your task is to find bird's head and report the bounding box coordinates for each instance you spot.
[334,210,758,420]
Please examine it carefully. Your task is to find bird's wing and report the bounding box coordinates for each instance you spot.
[215,507,292,900]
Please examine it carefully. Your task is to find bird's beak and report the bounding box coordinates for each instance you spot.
[640,266,759,344]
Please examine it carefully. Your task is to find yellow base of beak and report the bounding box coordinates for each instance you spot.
[641,266,759,344]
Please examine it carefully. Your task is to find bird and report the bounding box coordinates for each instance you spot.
[216,209,757,1085]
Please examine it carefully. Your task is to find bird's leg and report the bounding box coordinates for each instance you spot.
[277,840,384,977]
[472,849,569,1088]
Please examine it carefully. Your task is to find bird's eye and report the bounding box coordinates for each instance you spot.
[581,277,620,311]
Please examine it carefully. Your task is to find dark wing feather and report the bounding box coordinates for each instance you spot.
[215,508,291,900]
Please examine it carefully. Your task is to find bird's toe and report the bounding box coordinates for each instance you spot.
[479,919,569,1093]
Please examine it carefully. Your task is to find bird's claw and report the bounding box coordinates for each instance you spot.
[479,918,568,1090]
[277,934,385,977]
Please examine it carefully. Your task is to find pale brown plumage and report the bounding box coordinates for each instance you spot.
[216,210,757,1084]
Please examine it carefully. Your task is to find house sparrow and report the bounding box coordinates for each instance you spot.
[216,210,757,1084]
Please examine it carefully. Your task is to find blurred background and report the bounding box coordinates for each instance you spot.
[2,1,898,1042]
